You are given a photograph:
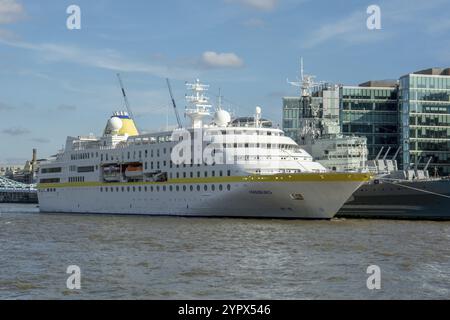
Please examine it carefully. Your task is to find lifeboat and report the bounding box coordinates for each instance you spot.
[125,164,143,178]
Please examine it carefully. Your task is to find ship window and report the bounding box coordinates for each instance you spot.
[164,148,167,154]
[157,162,160,169]
[219,171,223,177]
[219,185,223,191]
[145,150,148,157]
[127,186,130,192]
[100,187,103,192]
[212,171,215,177]
[106,154,109,161]
[190,172,193,178]
[204,185,208,191]
[176,186,179,191]
[183,172,186,178]
[116,187,119,192]
[157,149,160,157]
[169,186,173,191]
[163,186,166,192]
[156,186,160,192]
[176,172,179,178]
[197,172,200,178]
[163,161,167,167]
[138,186,142,192]
[197,185,200,191]
[204,171,208,177]
[227,184,231,191]
[211,185,215,191]
[139,151,142,158]
[105,188,108,192]
[190,185,193,191]
[227,170,231,176]
[132,186,136,192]
[122,187,125,192]
[151,186,154,192]
[183,185,186,191]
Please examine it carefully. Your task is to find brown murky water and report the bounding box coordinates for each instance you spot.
[0,203,449,299]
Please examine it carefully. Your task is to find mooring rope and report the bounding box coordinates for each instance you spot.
[378,178,450,199]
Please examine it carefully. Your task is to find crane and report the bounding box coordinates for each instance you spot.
[166,78,182,129]
[116,73,139,133]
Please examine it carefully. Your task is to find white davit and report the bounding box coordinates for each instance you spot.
[37,80,371,219]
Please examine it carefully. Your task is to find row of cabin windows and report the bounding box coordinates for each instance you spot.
[71,143,298,163]
[69,177,85,182]
[208,130,281,136]
[144,161,227,171]
[71,153,96,160]
[100,184,232,193]
[169,170,231,179]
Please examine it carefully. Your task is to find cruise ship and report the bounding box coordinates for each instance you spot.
[37,79,371,219]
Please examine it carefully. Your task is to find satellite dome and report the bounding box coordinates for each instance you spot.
[214,110,231,126]
[108,116,123,133]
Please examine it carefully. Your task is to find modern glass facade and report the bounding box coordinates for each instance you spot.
[399,71,450,175]
[282,96,324,142]
[340,86,399,160]
[283,97,301,140]
[282,68,450,176]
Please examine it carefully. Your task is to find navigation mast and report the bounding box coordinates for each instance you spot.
[185,79,212,128]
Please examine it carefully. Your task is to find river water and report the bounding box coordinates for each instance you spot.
[0,203,449,299]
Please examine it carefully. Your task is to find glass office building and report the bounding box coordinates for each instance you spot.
[399,68,450,175]
[282,68,450,176]
[340,83,400,160]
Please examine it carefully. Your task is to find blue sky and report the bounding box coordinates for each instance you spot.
[0,0,449,163]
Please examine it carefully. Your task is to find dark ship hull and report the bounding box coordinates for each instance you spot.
[338,178,450,220]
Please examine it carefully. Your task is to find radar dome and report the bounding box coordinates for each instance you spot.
[108,116,123,133]
[255,106,262,115]
[214,110,231,126]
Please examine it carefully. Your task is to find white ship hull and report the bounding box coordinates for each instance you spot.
[38,173,369,219]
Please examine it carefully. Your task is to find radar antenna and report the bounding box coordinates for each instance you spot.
[287,57,325,97]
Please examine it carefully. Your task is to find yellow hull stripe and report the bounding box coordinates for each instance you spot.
[38,173,372,189]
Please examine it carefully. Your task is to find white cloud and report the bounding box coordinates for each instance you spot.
[201,51,244,68]
[0,38,198,80]
[227,0,278,11]
[0,0,24,24]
